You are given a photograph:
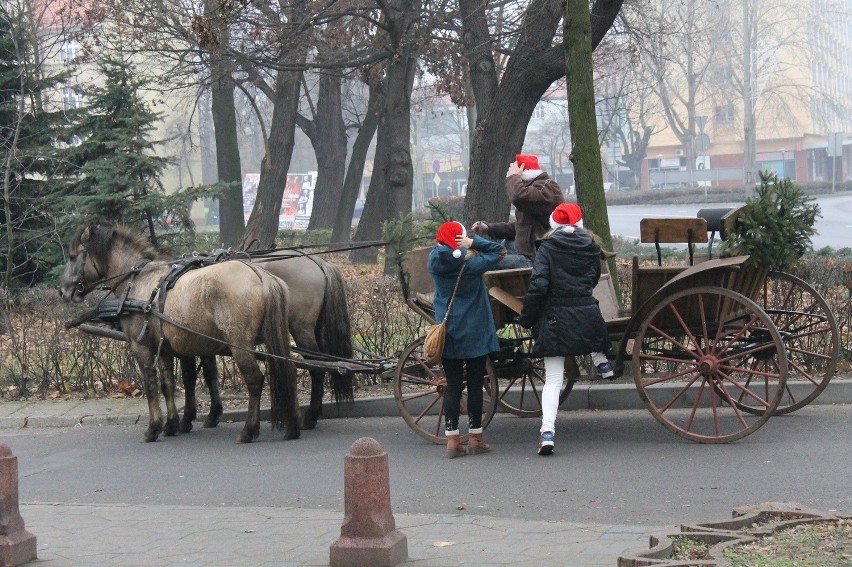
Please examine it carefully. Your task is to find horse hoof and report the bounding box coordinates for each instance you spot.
[285,427,301,440]
[301,417,317,430]
[203,417,220,428]
[179,420,193,434]
[238,426,260,443]
[164,420,179,437]
[144,431,159,442]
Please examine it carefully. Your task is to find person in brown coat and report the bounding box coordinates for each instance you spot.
[471,154,565,269]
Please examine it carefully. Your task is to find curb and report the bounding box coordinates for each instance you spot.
[2,378,850,429]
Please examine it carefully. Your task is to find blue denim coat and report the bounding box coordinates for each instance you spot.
[428,235,505,359]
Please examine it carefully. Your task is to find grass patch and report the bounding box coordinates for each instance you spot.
[724,519,852,566]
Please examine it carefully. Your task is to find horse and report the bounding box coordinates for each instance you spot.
[58,224,301,443]
[179,249,355,432]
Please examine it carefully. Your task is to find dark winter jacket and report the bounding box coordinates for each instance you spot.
[428,235,506,359]
[518,227,612,357]
[486,173,564,259]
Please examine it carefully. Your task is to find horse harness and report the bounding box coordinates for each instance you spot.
[68,251,231,332]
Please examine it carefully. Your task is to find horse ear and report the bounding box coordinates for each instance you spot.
[80,225,93,244]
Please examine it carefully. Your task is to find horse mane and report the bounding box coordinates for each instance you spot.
[73,224,159,266]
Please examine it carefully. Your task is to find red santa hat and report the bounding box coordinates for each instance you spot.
[549,203,584,230]
[516,154,544,180]
[436,221,467,258]
[515,154,540,170]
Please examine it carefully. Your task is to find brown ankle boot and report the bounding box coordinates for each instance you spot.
[468,433,491,455]
[446,434,467,458]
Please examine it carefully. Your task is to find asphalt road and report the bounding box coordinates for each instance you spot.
[607,193,852,250]
[6,404,852,526]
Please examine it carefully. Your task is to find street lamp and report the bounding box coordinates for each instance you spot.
[780,149,786,179]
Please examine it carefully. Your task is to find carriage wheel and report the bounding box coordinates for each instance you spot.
[729,271,840,415]
[493,326,576,417]
[394,336,498,445]
[633,286,787,443]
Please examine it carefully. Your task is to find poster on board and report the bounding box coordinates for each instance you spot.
[242,172,316,230]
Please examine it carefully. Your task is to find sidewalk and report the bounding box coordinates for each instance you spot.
[20,502,666,566]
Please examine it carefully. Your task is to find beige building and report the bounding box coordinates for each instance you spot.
[641,0,851,191]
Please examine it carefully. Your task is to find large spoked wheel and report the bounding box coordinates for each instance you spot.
[394,336,498,444]
[735,271,840,415]
[633,286,787,443]
[492,326,575,417]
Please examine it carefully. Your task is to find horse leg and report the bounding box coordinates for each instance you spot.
[178,355,198,433]
[200,356,223,428]
[303,370,325,430]
[291,329,324,430]
[157,353,180,437]
[233,351,264,443]
[130,343,164,442]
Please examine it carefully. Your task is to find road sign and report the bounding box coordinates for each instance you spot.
[828,132,843,157]
[433,173,441,187]
[432,160,441,173]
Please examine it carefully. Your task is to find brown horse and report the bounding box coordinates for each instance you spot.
[58,224,300,443]
[180,249,354,432]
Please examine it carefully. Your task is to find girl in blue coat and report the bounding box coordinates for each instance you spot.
[428,221,506,458]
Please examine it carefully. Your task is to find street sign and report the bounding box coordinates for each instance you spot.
[432,160,441,173]
[433,173,441,187]
[828,132,843,157]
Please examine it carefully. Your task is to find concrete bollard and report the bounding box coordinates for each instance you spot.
[329,437,407,567]
[0,444,37,567]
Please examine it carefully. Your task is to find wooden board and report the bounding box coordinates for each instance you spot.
[640,218,709,244]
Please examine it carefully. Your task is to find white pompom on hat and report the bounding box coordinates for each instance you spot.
[436,221,467,258]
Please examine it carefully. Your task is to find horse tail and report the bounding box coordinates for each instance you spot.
[317,260,355,403]
[257,268,299,434]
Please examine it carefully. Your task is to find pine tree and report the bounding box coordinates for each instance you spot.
[1,9,71,288]
[59,54,189,246]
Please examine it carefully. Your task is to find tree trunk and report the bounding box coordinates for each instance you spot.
[565,0,619,300]
[204,0,244,247]
[331,82,379,244]
[350,43,417,269]
[210,74,244,246]
[240,69,302,249]
[307,70,347,230]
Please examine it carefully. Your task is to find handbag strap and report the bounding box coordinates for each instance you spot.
[442,261,467,323]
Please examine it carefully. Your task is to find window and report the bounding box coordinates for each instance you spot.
[59,40,80,64]
[63,88,84,110]
[714,104,735,123]
[532,104,545,120]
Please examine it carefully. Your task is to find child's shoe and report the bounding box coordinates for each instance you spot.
[538,431,555,456]
[596,361,614,379]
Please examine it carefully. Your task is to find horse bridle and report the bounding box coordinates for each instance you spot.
[72,245,146,297]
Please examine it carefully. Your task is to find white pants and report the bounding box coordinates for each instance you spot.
[540,353,609,434]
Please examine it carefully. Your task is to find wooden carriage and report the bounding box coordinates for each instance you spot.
[394,209,840,444]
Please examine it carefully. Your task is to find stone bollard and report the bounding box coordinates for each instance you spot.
[329,437,407,567]
[0,444,37,567]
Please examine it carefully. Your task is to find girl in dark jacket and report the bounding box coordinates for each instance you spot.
[518,204,613,456]
[428,221,506,458]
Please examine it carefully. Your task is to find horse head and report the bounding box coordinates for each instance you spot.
[58,224,113,302]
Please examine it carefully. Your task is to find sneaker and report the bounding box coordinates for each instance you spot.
[538,431,555,456]
[597,361,614,379]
